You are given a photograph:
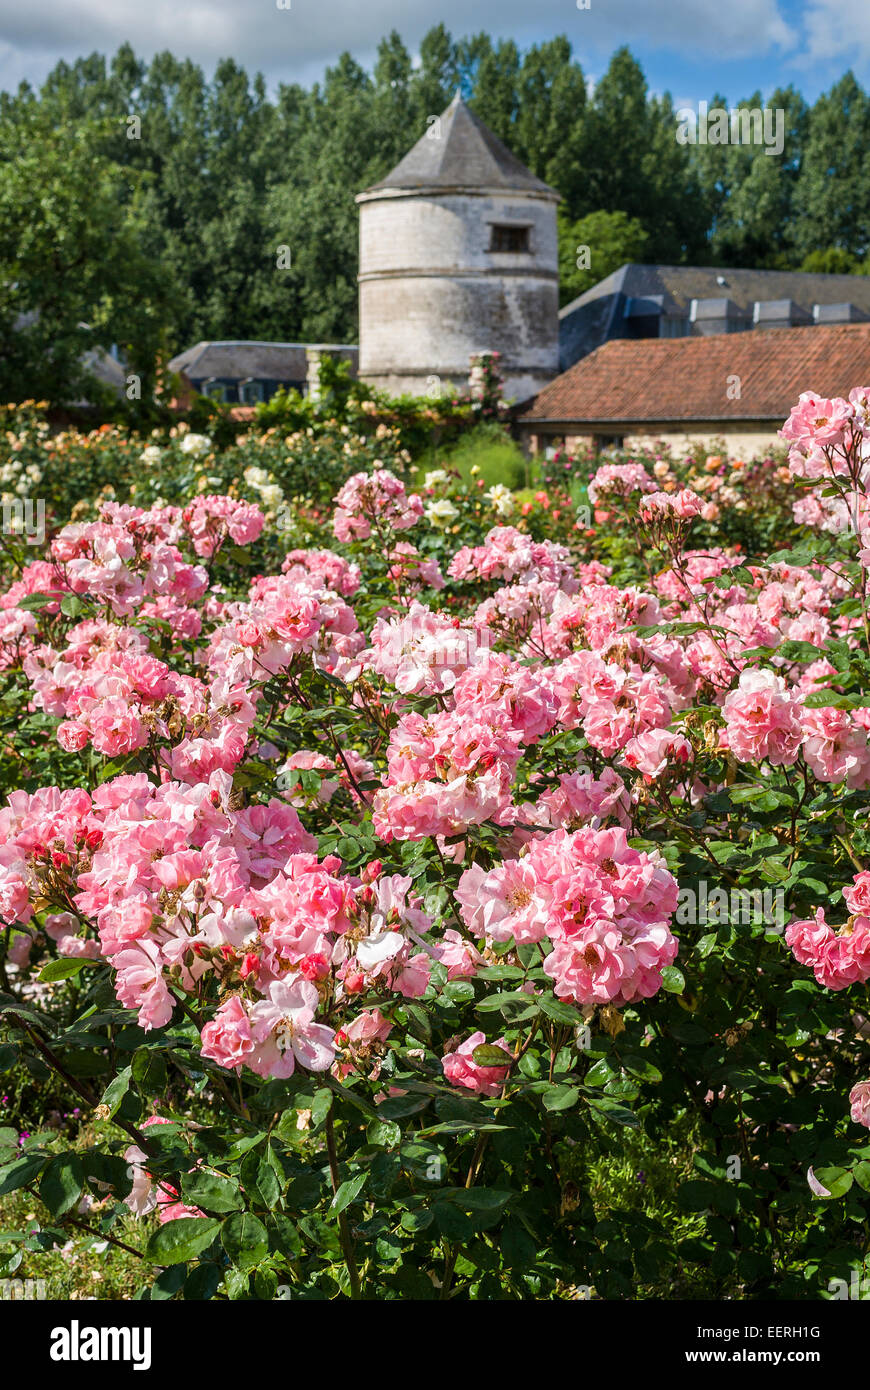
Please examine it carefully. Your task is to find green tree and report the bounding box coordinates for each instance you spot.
[694,87,809,267]
[557,209,649,306]
[0,107,175,405]
[800,247,862,274]
[575,49,710,260]
[793,73,870,262]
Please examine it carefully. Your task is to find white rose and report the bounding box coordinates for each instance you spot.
[485,484,514,516]
[179,433,212,457]
[425,499,459,528]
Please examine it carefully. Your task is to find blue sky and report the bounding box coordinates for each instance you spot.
[0,0,865,105]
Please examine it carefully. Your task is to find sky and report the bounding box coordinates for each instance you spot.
[0,0,866,106]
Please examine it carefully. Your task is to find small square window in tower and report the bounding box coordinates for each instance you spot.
[489,224,530,253]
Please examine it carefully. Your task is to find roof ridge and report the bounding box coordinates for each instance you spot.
[522,321,870,425]
[358,92,558,198]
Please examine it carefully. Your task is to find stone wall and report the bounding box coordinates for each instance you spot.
[520,420,785,461]
[357,188,559,403]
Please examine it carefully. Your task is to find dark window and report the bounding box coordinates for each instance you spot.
[489,224,530,253]
[625,315,659,340]
[202,380,236,404]
[239,379,265,405]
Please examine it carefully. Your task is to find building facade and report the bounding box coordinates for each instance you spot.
[518,322,870,459]
[559,264,870,370]
[167,341,359,407]
[356,93,560,403]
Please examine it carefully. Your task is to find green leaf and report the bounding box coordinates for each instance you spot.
[255,1158,281,1210]
[584,1058,615,1087]
[542,1084,580,1112]
[147,1217,221,1265]
[476,990,537,1014]
[677,1179,718,1213]
[0,1153,45,1197]
[539,995,584,1025]
[60,594,84,618]
[39,1154,84,1218]
[375,1094,429,1120]
[132,1048,168,1092]
[152,1265,187,1300]
[224,1268,251,1300]
[456,1187,513,1212]
[661,966,685,994]
[474,965,525,982]
[253,1268,278,1301]
[39,957,93,982]
[310,1088,333,1126]
[270,1214,303,1257]
[15,592,54,611]
[181,1171,242,1214]
[501,1217,538,1269]
[82,1152,133,1200]
[183,1263,221,1301]
[401,1002,431,1043]
[99,1065,132,1120]
[221,1212,269,1269]
[621,1053,662,1083]
[444,980,475,1005]
[330,1172,368,1215]
[434,1201,473,1240]
[400,1207,433,1233]
[812,1167,853,1199]
[366,1119,402,1149]
[585,1094,638,1127]
[471,1044,513,1067]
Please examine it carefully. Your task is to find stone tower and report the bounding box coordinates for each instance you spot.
[356,92,560,403]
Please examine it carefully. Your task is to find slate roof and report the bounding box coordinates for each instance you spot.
[168,341,358,383]
[359,92,558,199]
[519,323,870,424]
[559,263,870,368]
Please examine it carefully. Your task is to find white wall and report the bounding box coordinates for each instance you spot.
[357,189,559,402]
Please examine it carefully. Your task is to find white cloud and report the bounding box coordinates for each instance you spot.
[0,0,799,93]
[797,0,870,68]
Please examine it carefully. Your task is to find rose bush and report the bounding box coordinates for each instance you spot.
[2,395,870,1300]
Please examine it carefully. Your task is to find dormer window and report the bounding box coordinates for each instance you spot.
[489,224,530,253]
[239,378,266,405]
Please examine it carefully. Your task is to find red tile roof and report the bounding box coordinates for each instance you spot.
[520,323,870,424]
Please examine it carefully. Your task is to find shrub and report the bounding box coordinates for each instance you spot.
[1,393,870,1300]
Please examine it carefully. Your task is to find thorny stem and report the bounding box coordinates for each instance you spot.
[440,1022,540,1300]
[7,1012,157,1158]
[24,1185,145,1260]
[324,1108,362,1300]
[285,670,371,806]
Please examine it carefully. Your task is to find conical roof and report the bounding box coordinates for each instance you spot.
[358,91,559,198]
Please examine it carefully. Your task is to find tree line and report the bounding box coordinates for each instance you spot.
[0,27,868,404]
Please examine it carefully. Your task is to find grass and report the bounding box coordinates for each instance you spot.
[414,423,531,491]
[0,1180,146,1299]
